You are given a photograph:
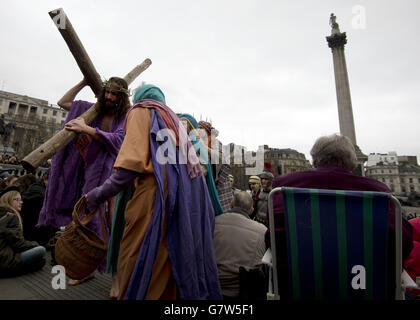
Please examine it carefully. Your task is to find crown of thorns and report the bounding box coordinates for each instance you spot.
[102,80,131,96]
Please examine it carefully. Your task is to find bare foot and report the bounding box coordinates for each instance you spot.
[68,273,95,286]
[109,275,119,299]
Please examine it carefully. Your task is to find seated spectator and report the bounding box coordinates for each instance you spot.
[20,169,57,246]
[266,133,413,299]
[213,191,267,300]
[404,217,420,299]
[12,174,38,194]
[0,174,18,192]
[0,186,46,277]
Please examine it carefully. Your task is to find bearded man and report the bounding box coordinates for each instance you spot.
[37,77,130,284]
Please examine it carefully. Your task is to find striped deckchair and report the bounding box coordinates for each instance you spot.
[267,187,403,300]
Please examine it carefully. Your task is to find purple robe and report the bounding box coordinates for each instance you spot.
[37,100,126,243]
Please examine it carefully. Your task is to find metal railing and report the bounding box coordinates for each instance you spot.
[0,163,49,179]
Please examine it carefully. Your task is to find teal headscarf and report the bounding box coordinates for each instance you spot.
[178,113,224,215]
[133,84,166,104]
[178,113,199,130]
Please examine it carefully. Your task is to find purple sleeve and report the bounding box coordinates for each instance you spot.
[95,127,125,158]
[86,168,138,208]
[67,100,93,121]
[69,100,125,158]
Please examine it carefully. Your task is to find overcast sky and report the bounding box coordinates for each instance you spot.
[1,0,419,163]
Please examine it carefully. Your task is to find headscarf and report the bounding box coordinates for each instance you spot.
[133,84,166,104]
[178,114,224,216]
[178,113,198,131]
[131,85,202,178]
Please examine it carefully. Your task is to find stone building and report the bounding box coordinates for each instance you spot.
[229,144,311,191]
[263,146,311,176]
[398,155,419,166]
[365,153,420,197]
[0,90,67,158]
[228,143,257,191]
[366,152,398,167]
[365,163,401,194]
[398,163,420,196]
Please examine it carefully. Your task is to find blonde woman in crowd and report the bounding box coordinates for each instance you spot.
[0,186,46,277]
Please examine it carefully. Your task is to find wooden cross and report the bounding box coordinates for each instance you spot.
[21,8,151,172]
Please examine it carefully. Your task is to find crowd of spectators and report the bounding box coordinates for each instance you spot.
[0,153,20,165]
[0,153,51,168]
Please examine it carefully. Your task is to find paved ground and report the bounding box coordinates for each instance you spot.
[0,251,112,300]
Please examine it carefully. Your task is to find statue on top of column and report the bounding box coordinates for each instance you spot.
[329,13,341,35]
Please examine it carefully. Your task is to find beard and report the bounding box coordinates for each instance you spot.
[101,99,118,114]
[106,99,117,107]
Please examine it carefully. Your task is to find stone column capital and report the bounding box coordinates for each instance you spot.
[326,32,347,49]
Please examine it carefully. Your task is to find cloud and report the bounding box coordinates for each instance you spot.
[1,0,419,162]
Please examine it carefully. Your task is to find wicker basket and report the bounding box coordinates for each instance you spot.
[54,196,107,280]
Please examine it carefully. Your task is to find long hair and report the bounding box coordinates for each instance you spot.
[0,190,23,231]
[97,77,131,119]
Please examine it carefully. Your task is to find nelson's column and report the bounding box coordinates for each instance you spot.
[326,13,367,176]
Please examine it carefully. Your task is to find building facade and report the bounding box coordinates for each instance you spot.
[0,90,67,158]
[229,144,311,191]
[366,152,398,167]
[263,146,311,176]
[365,153,420,197]
[365,164,401,194]
[398,163,420,196]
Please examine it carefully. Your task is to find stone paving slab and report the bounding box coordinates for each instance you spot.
[0,252,112,300]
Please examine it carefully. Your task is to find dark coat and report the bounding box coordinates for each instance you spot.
[0,206,39,276]
[20,181,56,245]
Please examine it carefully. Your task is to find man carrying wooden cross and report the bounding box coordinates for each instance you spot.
[37,76,131,285]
